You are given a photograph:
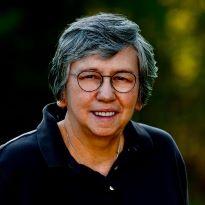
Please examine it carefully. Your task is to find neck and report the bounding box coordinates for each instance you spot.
[57,120,124,176]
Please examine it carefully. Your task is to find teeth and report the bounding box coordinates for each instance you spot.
[95,112,115,117]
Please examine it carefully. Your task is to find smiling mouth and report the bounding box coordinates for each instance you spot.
[94,111,116,117]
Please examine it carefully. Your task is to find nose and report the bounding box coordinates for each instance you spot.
[96,77,116,102]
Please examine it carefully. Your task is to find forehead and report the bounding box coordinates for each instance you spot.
[70,46,139,73]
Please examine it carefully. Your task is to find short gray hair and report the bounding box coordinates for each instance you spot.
[48,12,158,107]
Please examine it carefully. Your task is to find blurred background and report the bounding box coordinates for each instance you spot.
[0,0,204,204]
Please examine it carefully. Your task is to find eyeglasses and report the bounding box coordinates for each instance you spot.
[70,71,137,93]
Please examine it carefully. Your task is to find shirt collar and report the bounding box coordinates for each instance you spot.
[36,103,154,167]
[123,121,154,154]
[37,102,68,167]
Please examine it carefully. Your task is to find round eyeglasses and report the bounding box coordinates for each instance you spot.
[70,71,137,93]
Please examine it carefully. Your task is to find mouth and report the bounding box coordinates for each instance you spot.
[93,111,116,117]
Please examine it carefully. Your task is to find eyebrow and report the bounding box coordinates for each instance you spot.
[76,67,138,75]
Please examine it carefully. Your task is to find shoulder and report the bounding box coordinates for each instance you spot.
[132,121,172,138]
[130,121,188,204]
[129,121,187,174]
[130,121,180,154]
[0,130,39,166]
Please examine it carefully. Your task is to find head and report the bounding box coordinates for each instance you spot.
[48,12,158,107]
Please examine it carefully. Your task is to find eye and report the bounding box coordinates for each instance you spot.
[113,73,134,83]
[84,74,96,79]
[113,76,127,81]
[78,72,101,81]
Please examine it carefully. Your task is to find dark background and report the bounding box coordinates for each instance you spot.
[1,0,205,204]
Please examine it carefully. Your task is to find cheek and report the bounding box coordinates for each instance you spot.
[66,85,93,110]
[121,91,138,108]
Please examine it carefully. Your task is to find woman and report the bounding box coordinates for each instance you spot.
[0,12,189,205]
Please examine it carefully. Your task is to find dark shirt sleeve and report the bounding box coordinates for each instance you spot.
[174,147,189,205]
[0,145,18,204]
[137,122,189,205]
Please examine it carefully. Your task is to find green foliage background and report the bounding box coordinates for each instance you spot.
[0,0,204,204]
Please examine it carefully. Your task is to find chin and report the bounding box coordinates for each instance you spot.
[91,128,120,138]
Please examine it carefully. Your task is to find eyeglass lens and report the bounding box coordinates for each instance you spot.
[77,71,136,93]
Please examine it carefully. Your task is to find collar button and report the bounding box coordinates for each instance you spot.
[109,185,115,191]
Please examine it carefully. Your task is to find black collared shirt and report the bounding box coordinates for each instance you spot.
[0,103,189,205]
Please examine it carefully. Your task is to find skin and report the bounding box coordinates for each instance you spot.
[58,46,141,175]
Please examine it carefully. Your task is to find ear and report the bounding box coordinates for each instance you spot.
[135,100,142,112]
[57,100,67,108]
[56,91,67,108]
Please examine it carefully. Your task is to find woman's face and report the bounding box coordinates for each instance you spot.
[63,46,141,138]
